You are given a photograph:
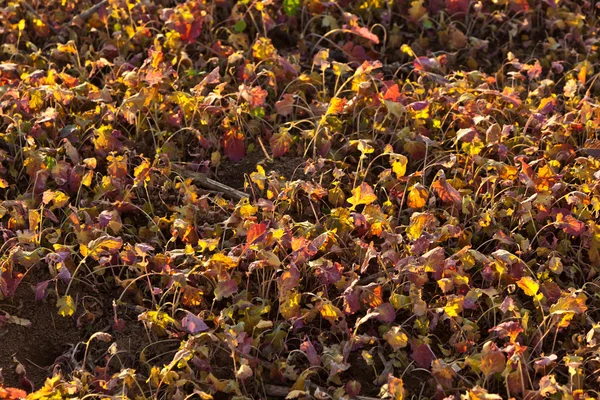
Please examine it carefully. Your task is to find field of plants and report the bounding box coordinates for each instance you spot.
[1,0,600,398]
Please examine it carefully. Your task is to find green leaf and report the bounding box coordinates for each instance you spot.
[234,19,246,33]
[283,0,300,16]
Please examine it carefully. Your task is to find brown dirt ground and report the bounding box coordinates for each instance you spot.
[216,152,307,190]
[0,267,164,393]
[0,270,82,390]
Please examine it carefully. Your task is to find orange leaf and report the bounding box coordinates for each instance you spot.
[579,64,587,85]
[361,284,383,307]
[327,97,347,114]
[432,171,462,205]
[247,222,267,245]
[407,184,428,209]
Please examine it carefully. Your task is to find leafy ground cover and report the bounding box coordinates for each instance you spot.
[1,0,600,398]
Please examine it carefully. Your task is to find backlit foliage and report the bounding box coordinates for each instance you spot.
[1,0,600,399]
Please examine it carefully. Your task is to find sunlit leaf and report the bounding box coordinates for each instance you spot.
[407,184,428,209]
[348,182,377,208]
[391,154,408,178]
[384,326,408,350]
[432,171,462,205]
[319,301,343,322]
[517,276,539,297]
[57,295,75,317]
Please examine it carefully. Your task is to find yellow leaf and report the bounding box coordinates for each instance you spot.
[327,97,346,115]
[56,41,78,55]
[240,203,258,217]
[348,182,377,208]
[0,178,8,188]
[52,191,70,208]
[198,238,219,252]
[392,154,408,178]
[407,184,428,209]
[401,44,414,57]
[81,170,93,187]
[406,212,434,240]
[517,276,539,297]
[145,310,177,329]
[29,90,44,111]
[252,37,276,61]
[18,19,25,31]
[208,253,238,269]
[280,291,301,319]
[250,165,266,190]
[57,295,76,317]
[134,158,151,183]
[409,0,427,22]
[319,301,342,322]
[444,295,464,318]
[84,235,123,259]
[384,326,408,350]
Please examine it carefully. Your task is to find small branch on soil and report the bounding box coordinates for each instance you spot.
[20,1,60,34]
[69,0,108,25]
[173,168,249,201]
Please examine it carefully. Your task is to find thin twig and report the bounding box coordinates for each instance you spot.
[173,168,249,201]
[69,0,108,26]
[20,0,60,34]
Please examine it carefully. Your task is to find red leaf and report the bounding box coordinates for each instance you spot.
[277,264,300,296]
[375,302,396,323]
[411,342,435,369]
[270,129,293,157]
[247,222,268,245]
[35,280,51,301]
[445,0,469,14]
[489,321,524,342]
[409,101,429,111]
[343,284,361,314]
[223,129,245,162]
[314,260,343,285]
[556,213,585,237]
[383,83,402,102]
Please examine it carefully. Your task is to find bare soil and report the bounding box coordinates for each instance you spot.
[216,152,307,190]
[0,270,82,390]
[0,267,164,392]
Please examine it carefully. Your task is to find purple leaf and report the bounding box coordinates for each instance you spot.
[35,280,51,301]
[300,337,321,366]
[182,312,209,334]
[214,279,238,300]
